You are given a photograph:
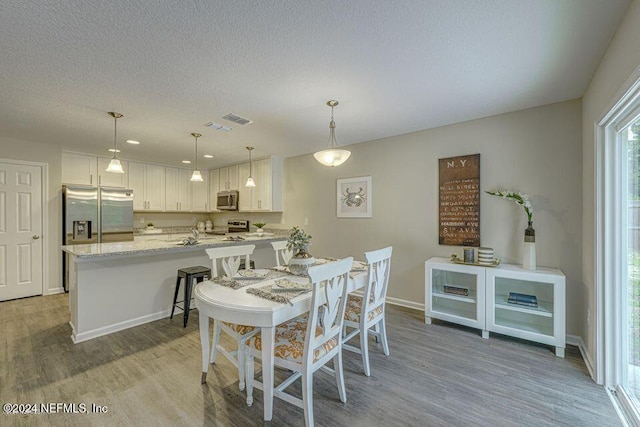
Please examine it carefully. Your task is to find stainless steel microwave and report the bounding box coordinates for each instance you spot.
[216,190,239,210]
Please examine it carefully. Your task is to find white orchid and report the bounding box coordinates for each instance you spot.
[486,189,533,222]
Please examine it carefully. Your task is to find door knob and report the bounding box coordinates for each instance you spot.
[32,235,40,239]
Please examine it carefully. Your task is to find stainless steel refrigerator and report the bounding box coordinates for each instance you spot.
[62,185,134,290]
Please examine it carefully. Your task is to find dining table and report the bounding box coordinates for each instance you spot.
[193,258,368,422]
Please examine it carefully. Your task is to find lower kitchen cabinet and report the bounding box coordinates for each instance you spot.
[425,257,566,357]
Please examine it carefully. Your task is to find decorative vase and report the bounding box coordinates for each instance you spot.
[523,221,536,270]
[288,249,315,275]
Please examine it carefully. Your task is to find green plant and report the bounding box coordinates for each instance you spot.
[286,226,312,253]
[253,222,266,229]
[486,189,533,222]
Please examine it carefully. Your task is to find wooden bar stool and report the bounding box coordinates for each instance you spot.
[170,266,211,327]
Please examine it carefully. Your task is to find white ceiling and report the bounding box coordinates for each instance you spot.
[0,0,630,168]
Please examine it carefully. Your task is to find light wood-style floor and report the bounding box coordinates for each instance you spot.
[1,293,620,426]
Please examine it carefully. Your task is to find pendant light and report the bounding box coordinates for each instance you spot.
[313,100,351,167]
[190,133,204,182]
[245,146,256,187]
[105,112,125,173]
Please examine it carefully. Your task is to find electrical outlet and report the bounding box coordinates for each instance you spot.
[587,309,591,326]
[304,218,309,225]
[139,218,145,224]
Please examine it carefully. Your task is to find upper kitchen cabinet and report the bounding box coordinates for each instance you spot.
[128,162,165,211]
[208,169,220,212]
[62,152,97,185]
[97,157,128,187]
[62,152,128,187]
[219,165,239,191]
[237,156,283,212]
[190,169,209,212]
[165,167,191,212]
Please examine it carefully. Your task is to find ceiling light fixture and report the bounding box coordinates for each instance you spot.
[245,146,256,187]
[313,100,351,167]
[105,112,125,174]
[190,133,203,182]
[126,139,140,145]
[203,154,213,158]
[182,160,191,164]
[108,148,121,153]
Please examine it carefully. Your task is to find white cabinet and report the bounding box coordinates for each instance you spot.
[62,152,97,185]
[486,264,566,357]
[425,257,565,357]
[165,167,191,212]
[62,152,128,187]
[219,165,239,190]
[425,260,487,337]
[190,169,209,212]
[236,157,283,212]
[128,162,165,211]
[238,162,252,211]
[97,157,128,187]
[208,169,220,212]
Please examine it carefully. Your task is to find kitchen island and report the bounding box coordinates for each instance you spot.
[62,234,286,343]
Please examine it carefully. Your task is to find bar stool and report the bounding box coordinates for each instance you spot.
[170,266,211,327]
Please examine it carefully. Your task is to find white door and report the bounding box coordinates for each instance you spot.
[0,162,43,301]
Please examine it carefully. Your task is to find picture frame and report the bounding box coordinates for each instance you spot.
[337,176,372,218]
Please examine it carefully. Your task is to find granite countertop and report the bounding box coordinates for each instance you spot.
[62,234,286,260]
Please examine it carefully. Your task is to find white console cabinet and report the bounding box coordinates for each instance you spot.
[425,257,565,357]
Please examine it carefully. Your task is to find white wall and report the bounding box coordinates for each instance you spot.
[281,100,584,334]
[582,0,640,369]
[1,136,63,293]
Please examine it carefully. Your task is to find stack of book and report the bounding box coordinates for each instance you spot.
[507,292,538,308]
[443,285,469,296]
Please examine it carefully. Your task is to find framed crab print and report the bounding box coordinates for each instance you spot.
[337,176,372,218]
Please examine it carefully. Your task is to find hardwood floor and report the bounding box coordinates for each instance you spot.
[0,293,620,426]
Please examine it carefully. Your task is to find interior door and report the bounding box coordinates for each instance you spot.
[0,162,43,301]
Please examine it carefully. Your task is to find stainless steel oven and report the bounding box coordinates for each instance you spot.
[216,190,239,210]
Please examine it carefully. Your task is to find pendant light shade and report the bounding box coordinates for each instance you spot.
[190,133,204,182]
[106,112,125,174]
[313,100,351,167]
[245,146,256,187]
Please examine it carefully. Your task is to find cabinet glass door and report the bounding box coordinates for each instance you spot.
[430,267,481,324]
[493,277,554,337]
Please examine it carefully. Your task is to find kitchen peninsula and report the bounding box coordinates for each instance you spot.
[62,234,285,343]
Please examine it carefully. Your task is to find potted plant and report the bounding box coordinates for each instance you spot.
[286,226,314,274]
[253,222,266,236]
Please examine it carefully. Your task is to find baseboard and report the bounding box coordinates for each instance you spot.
[45,287,65,295]
[566,333,596,381]
[71,309,171,343]
[385,296,425,311]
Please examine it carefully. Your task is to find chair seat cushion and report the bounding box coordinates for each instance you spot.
[222,322,257,336]
[246,315,338,364]
[345,294,384,323]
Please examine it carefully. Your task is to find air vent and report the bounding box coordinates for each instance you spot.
[222,113,253,126]
[204,122,232,132]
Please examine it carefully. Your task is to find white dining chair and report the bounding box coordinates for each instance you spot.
[245,257,353,427]
[205,245,258,391]
[342,246,392,376]
[271,240,293,267]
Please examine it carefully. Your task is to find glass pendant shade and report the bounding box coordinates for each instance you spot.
[106,158,124,173]
[106,111,125,174]
[314,100,351,167]
[313,149,351,167]
[246,176,256,187]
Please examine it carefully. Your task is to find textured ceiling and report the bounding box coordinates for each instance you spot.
[0,0,630,168]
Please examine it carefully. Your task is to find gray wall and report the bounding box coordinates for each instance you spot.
[280,100,584,335]
[582,0,640,368]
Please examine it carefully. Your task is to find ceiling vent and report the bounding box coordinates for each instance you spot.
[222,113,253,126]
[204,122,232,132]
